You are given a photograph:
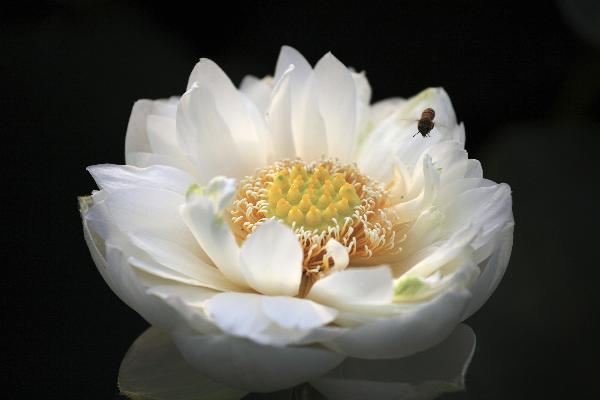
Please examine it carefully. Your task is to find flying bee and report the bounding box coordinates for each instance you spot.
[413,108,436,137]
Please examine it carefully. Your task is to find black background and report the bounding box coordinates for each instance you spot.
[2,0,599,398]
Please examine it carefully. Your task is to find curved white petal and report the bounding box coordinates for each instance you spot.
[82,213,204,334]
[324,285,472,359]
[274,45,311,83]
[180,184,248,288]
[266,65,296,161]
[442,183,513,260]
[102,187,197,250]
[308,266,394,310]
[125,98,180,166]
[462,222,514,319]
[391,155,440,223]
[314,52,357,163]
[177,83,249,181]
[125,152,198,177]
[239,75,273,113]
[125,99,153,162]
[204,292,271,341]
[261,296,337,331]
[324,239,350,272]
[87,164,195,194]
[128,233,239,292]
[185,59,266,167]
[239,219,303,296]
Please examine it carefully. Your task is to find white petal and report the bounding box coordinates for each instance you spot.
[314,53,357,163]
[325,286,472,359]
[239,75,273,113]
[103,187,197,250]
[462,222,514,319]
[125,100,153,162]
[308,266,394,309]
[293,71,327,161]
[126,152,198,177]
[239,219,303,296]
[204,292,271,340]
[87,164,195,194]
[274,45,312,83]
[403,225,479,279]
[391,155,440,223]
[266,65,296,161]
[83,215,200,333]
[180,188,248,288]
[173,330,344,392]
[176,84,249,181]
[128,233,239,291]
[261,296,337,331]
[442,183,513,258]
[324,239,350,272]
[185,59,265,165]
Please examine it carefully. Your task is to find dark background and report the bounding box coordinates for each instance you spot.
[2,0,599,398]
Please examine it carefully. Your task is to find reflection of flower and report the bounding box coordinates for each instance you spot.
[81,46,513,390]
[119,324,476,399]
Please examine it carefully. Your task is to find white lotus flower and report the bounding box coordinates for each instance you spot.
[80,46,513,391]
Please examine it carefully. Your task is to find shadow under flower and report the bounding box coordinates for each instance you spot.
[118,324,475,400]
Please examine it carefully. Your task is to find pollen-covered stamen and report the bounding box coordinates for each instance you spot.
[230,159,406,295]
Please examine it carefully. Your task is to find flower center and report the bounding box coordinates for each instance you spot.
[230,159,405,295]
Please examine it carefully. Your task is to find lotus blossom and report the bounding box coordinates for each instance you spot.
[80,46,513,391]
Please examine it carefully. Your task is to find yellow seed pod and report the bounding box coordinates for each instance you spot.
[314,166,329,181]
[318,193,332,209]
[287,184,301,203]
[336,197,351,215]
[308,174,321,188]
[306,206,322,226]
[322,203,337,221]
[290,164,306,180]
[275,198,291,218]
[287,206,304,226]
[268,186,283,204]
[321,180,335,196]
[339,183,360,206]
[273,172,289,190]
[298,194,313,212]
[332,173,346,190]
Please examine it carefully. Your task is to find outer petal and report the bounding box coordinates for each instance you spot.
[462,222,514,319]
[87,164,195,194]
[82,208,212,334]
[239,219,303,296]
[127,233,239,292]
[102,187,198,250]
[324,285,472,359]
